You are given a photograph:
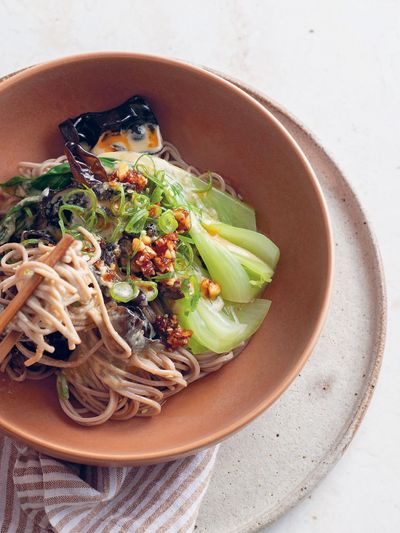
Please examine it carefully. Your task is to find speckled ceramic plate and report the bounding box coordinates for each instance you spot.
[0,62,385,528]
[196,76,386,532]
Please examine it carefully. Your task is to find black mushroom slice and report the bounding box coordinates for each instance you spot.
[64,142,108,187]
[21,230,56,245]
[107,304,154,350]
[41,185,91,226]
[59,95,162,155]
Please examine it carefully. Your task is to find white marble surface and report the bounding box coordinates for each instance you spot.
[1,1,399,531]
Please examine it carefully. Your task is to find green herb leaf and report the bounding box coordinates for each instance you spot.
[30,163,72,191]
[0,176,30,188]
[0,195,41,244]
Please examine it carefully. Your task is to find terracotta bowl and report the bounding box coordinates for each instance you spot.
[0,53,333,465]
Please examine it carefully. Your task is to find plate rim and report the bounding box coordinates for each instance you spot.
[217,73,387,532]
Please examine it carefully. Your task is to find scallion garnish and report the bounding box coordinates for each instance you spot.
[174,252,190,274]
[157,210,178,234]
[110,220,124,243]
[56,373,69,401]
[21,238,40,247]
[110,281,139,303]
[151,272,176,281]
[178,234,194,244]
[125,209,148,234]
[150,186,163,204]
[135,280,158,302]
[134,194,150,209]
[110,183,126,216]
[192,172,213,193]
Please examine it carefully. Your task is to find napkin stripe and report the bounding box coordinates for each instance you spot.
[2,438,17,532]
[0,434,218,532]
[132,450,214,531]
[81,464,166,532]
[161,469,213,532]
[120,457,196,526]
[86,457,194,532]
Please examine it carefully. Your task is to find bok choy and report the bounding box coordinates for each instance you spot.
[174,297,271,354]
[99,151,278,303]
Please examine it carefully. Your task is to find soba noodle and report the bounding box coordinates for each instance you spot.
[0,143,239,425]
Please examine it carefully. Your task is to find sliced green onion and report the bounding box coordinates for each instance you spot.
[126,260,131,276]
[125,209,148,234]
[56,373,69,401]
[163,184,179,207]
[174,252,190,274]
[158,210,178,234]
[58,204,86,235]
[134,194,150,209]
[21,238,40,247]
[150,186,163,204]
[134,154,156,176]
[59,188,98,231]
[110,281,139,303]
[177,240,194,264]
[99,156,118,169]
[192,172,213,193]
[135,280,158,302]
[95,207,109,230]
[178,234,194,244]
[65,187,97,210]
[110,184,126,216]
[181,274,200,311]
[151,272,176,281]
[110,220,124,243]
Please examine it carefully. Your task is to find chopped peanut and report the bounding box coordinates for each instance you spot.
[152,233,178,273]
[200,278,221,300]
[110,168,148,191]
[154,314,192,349]
[131,238,145,253]
[116,162,129,179]
[164,276,179,287]
[148,205,160,218]
[173,208,191,233]
[132,233,178,278]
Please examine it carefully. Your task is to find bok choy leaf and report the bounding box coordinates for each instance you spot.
[204,222,280,269]
[98,151,257,230]
[175,297,271,354]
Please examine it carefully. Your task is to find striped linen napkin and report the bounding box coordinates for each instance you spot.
[0,434,218,532]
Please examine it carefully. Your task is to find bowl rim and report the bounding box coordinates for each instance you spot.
[0,51,334,465]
